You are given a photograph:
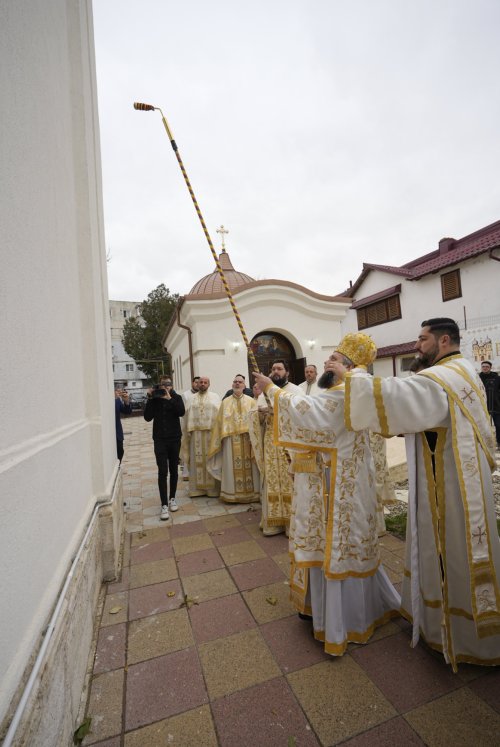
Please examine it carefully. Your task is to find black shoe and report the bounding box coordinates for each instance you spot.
[298,612,313,621]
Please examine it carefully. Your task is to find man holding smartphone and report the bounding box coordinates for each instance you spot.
[144,376,185,520]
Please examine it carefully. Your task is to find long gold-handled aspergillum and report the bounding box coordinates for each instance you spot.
[133,102,259,372]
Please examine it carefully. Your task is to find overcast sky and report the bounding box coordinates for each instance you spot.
[93,0,500,303]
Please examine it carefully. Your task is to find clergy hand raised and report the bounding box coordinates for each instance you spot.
[324,359,347,381]
[253,371,273,391]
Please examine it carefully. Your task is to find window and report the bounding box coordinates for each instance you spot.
[123,309,128,318]
[441,269,461,302]
[356,295,401,330]
[401,356,417,372]
[125,363,134,372]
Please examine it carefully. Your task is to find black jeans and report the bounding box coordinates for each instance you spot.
[154,439,181,505]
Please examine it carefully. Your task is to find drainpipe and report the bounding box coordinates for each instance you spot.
[392,355,397,376]
[176,301,194,382]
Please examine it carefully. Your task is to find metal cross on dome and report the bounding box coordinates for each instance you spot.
[216,224,229,251]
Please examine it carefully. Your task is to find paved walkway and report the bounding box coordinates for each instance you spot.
[82,416,500,746]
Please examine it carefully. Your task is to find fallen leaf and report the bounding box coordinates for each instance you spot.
[138,531,147,538]
[109,606,122,614]
[265,596,278,606]
[246,505,256,512]
[167,591,176,597]
[73,717,92,745]
[180,594,199,609]
[288,737,296,747]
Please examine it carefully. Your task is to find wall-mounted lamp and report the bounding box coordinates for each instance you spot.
[308,339,316,349]
[232,341,240,352]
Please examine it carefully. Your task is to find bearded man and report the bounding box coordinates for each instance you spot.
[298,365,319,396]
[248,360,301,535]
[181,376,221,498]
[254,336,400,655]
[207,375,260,503]
[327,318,500,670]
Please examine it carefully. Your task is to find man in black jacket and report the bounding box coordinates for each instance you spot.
[144,377,185,520]
[479,361,500,447]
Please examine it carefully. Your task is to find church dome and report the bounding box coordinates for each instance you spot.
[188,250,255,297]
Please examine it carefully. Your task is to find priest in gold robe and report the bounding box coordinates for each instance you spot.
[249,360,302,536]
[181,376,221,498]
[254,336,400,655]
[207,375,260,503]
[328,318,500,670]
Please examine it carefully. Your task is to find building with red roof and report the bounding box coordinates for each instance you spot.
[341,220,500,376]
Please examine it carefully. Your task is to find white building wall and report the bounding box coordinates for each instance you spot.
[343,255,500,375]
[0,1,121,742]
[166,287,349,396]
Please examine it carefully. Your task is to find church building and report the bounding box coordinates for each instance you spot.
[163,229,352,395]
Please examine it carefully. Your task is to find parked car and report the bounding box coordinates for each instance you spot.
[128,392,147,411]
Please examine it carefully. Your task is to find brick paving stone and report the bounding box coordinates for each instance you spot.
[467,669,500,712]
[130,539,174,565]
[350,632,459,712]
[125,648,208,731]
[198,628,281,699]
[129,557,178,589]
[128,579,183,621]
[130,526,170,547]
[124,705,218,747]
[169,519,207,538]
[176,547,224,577]
[101,591,128,627]
[181,567,237,604]
[229,557,286,591]
[218,539,267,566]
[209,524,254,547]
[260,615,330,673]
[172,533,215,557]
[94,622,126,674]
[235,507,262,524]
[83,669,124,745]
[404,688,500,747]
[254,531,290,555]
[242,580,296,624]
[340,716,426,746]
[189,593,256,644]
[127,608,194,664]
[287,658,396,746]
[211,676,320,747]
[203,514,241,531]
[106,567,130,593]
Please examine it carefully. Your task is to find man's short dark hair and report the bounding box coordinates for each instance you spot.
[235,374,246,379]
[271,359,289,373]
[482,361,492,366]
[421,318,460,345]
[192,376,200,383]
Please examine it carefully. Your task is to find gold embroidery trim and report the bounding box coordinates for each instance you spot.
[373,377,390,437]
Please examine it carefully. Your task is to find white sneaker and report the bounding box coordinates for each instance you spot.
[160,504,170,521]
[169,498,179,512]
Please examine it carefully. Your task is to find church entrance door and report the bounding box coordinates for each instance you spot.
[248,331,304,384]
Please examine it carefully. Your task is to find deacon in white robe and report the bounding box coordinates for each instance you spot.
[254,335,400,655]
[329,318,500,670]
[298,365,319,396]
[207,376,260,503]
[248,360,301,535]
[181,376,221,498]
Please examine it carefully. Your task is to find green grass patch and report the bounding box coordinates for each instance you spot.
[386,514,500,540]
[385,512,407,540]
